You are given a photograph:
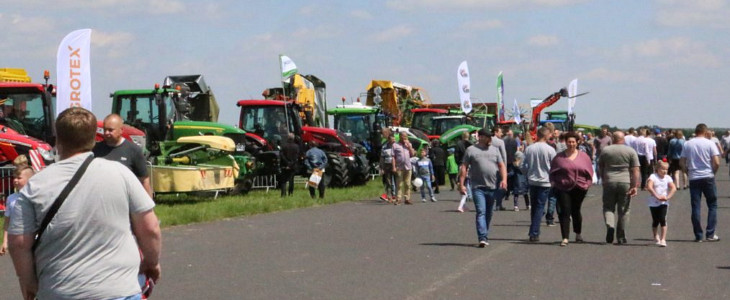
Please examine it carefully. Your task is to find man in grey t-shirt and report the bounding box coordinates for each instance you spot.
[680,123,721,242]
[522,126,556,241]
[599,131,640,245]
[8,107,161,300]
[490,126,508,210]
[459,129,507,247]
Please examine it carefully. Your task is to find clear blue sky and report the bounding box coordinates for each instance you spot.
[4,0,729,128]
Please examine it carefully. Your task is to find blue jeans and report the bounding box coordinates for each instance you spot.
[689,177,718,240]
[529,185,551,237]
[419,176,434,199]
[473,187,497,242]
[545,188,557,223]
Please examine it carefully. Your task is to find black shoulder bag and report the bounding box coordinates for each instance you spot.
[32,155,94,252]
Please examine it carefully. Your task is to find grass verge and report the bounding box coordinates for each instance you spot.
[154,179,383,228]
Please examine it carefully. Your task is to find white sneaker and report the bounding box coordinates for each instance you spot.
[659,240,667,247]
[514,206,519,212]
[431,197,437,202]
[421,198,427,202]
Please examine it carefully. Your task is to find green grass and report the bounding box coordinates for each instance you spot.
[154,179,383,228]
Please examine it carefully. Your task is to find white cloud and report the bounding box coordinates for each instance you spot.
[461,19,503,31]
[369,25,414,43]
[91,31,136,58]
[655,0,730,28]
[3,14,55,33]
[350,10,373,20]
[582,67,632,82]
[291,25,343,40]
[632,37,721,67]
[386,0,586,10]
[527,35,559,47]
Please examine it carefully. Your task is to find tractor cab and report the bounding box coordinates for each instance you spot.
[430,115,467,140]
[410,108,448,134]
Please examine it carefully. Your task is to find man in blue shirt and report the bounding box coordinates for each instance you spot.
[305,141,328,199]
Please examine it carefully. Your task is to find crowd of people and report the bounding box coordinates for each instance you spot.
[378,123,726,248]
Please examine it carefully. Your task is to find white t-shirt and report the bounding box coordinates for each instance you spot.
[646,138,657,161]
[624,135,636,149]
[634,136,648,156]
[647,173,673,207]
[4,193,19,218]
[681,137,720,180]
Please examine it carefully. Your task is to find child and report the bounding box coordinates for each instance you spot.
[1,157,35,256]
[646,161,676,247]
[415,148,436,202]
[512,151,530,211]
[446,148,459,191]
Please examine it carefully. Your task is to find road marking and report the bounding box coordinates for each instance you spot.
[406,244,512,300]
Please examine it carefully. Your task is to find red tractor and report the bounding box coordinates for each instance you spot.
[237,98,369,187]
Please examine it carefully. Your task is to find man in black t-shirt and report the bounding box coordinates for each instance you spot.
[93,114,152,197]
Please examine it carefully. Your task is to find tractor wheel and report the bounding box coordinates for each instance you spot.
[230,178,253,195]
[326,155,350,187]
[349,153,371,185]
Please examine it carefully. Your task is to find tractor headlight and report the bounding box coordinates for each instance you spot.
[37,147,55,161]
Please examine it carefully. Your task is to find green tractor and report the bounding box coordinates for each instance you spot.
[110,75,257,194]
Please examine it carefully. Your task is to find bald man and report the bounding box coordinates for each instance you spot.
[93,114,153,197]
[598,131,640,245]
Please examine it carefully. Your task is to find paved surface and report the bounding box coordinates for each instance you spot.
[3,169,730,299]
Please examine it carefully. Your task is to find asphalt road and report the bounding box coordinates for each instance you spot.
[2,169,730,299]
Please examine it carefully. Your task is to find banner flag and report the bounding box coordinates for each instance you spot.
[513,98,522,124]
[56,29,92,115]
[280,55,298,81]
[568,78,578,115]
[457,61,472,114]
[496,71,504,122]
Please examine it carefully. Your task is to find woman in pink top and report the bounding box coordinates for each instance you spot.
[549,131,594,246]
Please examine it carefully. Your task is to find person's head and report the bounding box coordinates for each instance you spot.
[56,107,97,159]
[502,126,512,137]
[491,126,502,138]
[628,127,635,135]
[387,133,396,144]
[12,154,28,168]
[461,131,470,141]
[655,161,669,177]
[448,148,455,155]
[477,129,492,146]
[695,123,708,136]
[309,140,319,148]
[419,148,427,158]
[586,132,593,140]
[544,122,555,132]
[431,139,441,148]
[601,126,609,136]
[564,131,580,151]
[102,113,125,146]
[612,131,625,144]
[537,126,552,141]
[13,165,34,190]
[675,129,684,139]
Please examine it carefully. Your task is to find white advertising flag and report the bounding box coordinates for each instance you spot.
[568,78,578,115]
[457,61,472,114]
[280,55,298,81]
[56,29,92,115]
[513,99,522,124]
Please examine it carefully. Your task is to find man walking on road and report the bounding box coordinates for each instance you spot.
[680,123,721,242]
[460,129,507,247]
[522,127,556,242]
[490,126,507,211]
[8,107,161,300]
[599,131,640,244]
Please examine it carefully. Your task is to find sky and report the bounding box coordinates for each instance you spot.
[3,0,729,128]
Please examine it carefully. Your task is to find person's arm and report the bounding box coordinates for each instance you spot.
[458,164,468,195]
[712,155,720,174]
[628,166,640,197]
[131,209,162,283]
[498,161,507,190]
[429,160,435,181]
[666,180,677,200]
[1,218,8,255]
[321,150,328,169]
[646,178,661,200]
[8,233,38,300]
[140,176,153,199]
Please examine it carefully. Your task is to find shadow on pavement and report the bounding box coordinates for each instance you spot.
[419,242,479,248]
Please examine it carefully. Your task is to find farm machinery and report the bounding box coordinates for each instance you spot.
[239,74,370,187]
[109,75,256,194]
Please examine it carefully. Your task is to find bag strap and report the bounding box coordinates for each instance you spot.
[33,155,94,252]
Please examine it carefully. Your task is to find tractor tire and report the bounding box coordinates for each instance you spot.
[326,155,350,187]
[349,153,371,186]
[230,178,253,195]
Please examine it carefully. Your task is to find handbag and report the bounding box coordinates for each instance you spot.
[307,168,323,188]
[32,155,94,252]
